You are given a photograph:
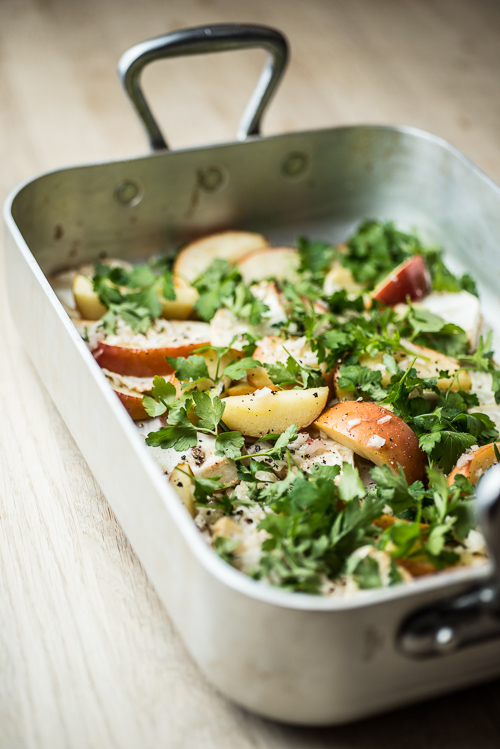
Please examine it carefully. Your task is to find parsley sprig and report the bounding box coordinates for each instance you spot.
[261,348,326,390]
[459,331,500,403]
[233,459,477,593]
[144,378,244,459]
[191,258,269,323]
[93,262,175,334]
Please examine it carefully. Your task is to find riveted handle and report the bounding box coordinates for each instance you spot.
[118,24,289,151]
[398,463,500,658]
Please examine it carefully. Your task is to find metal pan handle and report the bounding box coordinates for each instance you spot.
[399,463,500,658]
[117,24,289,151]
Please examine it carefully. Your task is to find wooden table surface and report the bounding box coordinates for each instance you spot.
[2,0,500,746]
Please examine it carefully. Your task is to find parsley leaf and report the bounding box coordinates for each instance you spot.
[192,259,269,323]
[143,376,178,417]
[262,351,325,390]
[370,465,425,515]
[192,259,239,321]
[245,425,299,464]
[337,462,365,502]
[345,554,382,589]
[341,221,418,287]
[296,236,337,277]
[221,357,262,381]
[92,262,175,333]
[224,284,269,325]
[165,354,211,385]
[145,424,198,451]
[213,536,240,563]
[215,431,245,460]
[336,364,387,401]
[419,430,477,474]
[192,391,225,431]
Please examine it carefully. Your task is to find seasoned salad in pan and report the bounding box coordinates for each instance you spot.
[52,221,500,595]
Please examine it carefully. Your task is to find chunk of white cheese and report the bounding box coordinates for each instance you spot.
[136,424,239,484]
[417,291,482,349]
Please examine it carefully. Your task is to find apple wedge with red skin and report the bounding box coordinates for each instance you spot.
[372,255,431,306]
[314,401,427,485]
[113,386,150,421]
[447,442,500,486]
[96,339,209,377]
[95,321,211,377]
[173,230,269,284]
[107,373,182,421]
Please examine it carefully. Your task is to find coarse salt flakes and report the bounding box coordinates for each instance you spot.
[377,415,392,425]
[347,418,361,428]
[253,387,273,399]
[367,434,386,448]
[456,452,474,469]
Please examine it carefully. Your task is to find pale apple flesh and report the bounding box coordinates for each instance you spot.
[247,367,279,391]
[323,262,364,296]
[447,442,500,486]
[334,341,471,401]
[226,383,257,397]
[169,463,196,517]
[236,247,301,285]
[73,274,107,320]
[173,230,269,284]
[221,386,329,438]
[73,271,198,322]
[314,401,426,484]
[372,255,431,306]
[159,278,199,320]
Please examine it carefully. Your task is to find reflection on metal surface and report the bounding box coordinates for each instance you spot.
[114,180,144,207]
[281,151,309,179]
[197,165,227,193]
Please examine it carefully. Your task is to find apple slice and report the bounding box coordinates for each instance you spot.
[356,342,471,392]
[391,341,471,392]
[160,277,198,320]
[95,320,211,377]
[323,262,364,296]
[236,247,300,285]
[221,386,329,438]
[169,463,196,517]
[74,270,198,323]
[106,372,181,420]
[396,557,438,578]
[112,385,150,421]
[73,274,107,320]
[227,383,257,396]
[173,230,268,284]
[447,442,500,486]
[314,401,426,484]
[247,367,277,391]
[334,340,471,401]
[372,255,431,306]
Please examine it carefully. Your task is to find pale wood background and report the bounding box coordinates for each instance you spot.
[2,0,500,747]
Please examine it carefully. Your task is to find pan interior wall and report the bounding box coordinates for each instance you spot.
[10,125,500,305]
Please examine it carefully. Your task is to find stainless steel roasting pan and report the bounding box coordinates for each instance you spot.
[5,24,500,726]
